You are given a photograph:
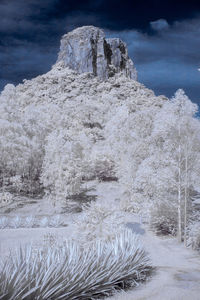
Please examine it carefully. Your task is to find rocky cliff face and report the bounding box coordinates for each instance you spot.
[57,26,137,80]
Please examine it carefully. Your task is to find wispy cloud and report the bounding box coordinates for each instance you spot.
[106,17,200,103]
[150,19,169,31]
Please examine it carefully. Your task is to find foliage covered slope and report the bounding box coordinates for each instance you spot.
[0,58,200,247]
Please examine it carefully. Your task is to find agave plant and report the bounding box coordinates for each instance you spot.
[9,216,22,229]
[0,216,9,229]
[0,229,152,300]
[24,215,36,228]
[49,215,63,227]
[38,216,49,228]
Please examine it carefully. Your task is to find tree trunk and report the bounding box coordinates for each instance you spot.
[177,124,182,243]
[184,150,188,247]
[178,166,182,242]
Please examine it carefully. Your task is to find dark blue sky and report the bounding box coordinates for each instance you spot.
[0,0,200,104]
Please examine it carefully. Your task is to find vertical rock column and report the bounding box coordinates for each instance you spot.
[57,25,137,80]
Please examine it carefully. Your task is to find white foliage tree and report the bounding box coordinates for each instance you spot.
[134,89,200,242]
[105,104,159,211]
[0,84,31,188]
[41,128,92,202]
[73,199,124,243]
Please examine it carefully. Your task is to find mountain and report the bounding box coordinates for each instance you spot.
[0,26,168,202]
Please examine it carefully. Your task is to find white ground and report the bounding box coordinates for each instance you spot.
[108,224,200,300]
[0,181,200,300]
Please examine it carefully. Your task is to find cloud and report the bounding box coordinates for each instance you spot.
[0,0,63,90]
[105,17,200,103]
[150,19,169,31]
[0,0,58,34]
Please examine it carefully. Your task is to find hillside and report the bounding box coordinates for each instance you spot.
[0,25,200,300]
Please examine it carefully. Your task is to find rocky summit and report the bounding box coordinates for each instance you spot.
[57,26,137,80]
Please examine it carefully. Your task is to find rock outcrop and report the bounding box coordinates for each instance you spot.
[57,26,137,80]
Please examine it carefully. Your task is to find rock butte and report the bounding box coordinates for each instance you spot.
[57,26,137,80]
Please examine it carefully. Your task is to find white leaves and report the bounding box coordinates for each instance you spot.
[10,216,22,229]
[24,215,35,228]
[39,216,49,228]
[0,230,152,299]
[172,89,198,117]
[187,220,200,250]
[41,128,93,199]
[0,192,13,207]
[49,215,64,227]
[0,216,8,229]
[73,199,125,244]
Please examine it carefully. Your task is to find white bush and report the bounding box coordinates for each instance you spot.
[41,129,92,200]
[0,216,8,229]
[73,199,124,244]
[0,192,13,207]
[90,153,116,181]
[10,216,22,229]
[24,215,36,228]
[49,215,64,227]
[39,216,49,228]
[149,200,177,235]
[0,230,152,299]
[9,175,23,192]
[187,220,200,251]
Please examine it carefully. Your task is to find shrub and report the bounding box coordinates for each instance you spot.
[9,175,23,193]
[187,221,200,251]
[41,129,90,200]
[0,216,9,229]
[9,216,22,229]
[0,230,152,300]
[149,200,177,235]
[74,199,124,243]
[0,192,13,207]
[24,215,36,228]
[91,155,117,181]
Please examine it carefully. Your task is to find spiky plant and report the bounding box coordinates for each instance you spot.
[49,215,63,227]
[0,229,152,300]
[39,216,49,227]
[24,215,36,228]
[0,216,8,229]
[10,216,22,229]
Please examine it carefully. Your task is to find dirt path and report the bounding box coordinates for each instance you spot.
[109,220,200,300]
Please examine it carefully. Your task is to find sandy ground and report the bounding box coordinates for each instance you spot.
[0,225,73,257]
[108,220,200,300]
[0,181,200,300]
